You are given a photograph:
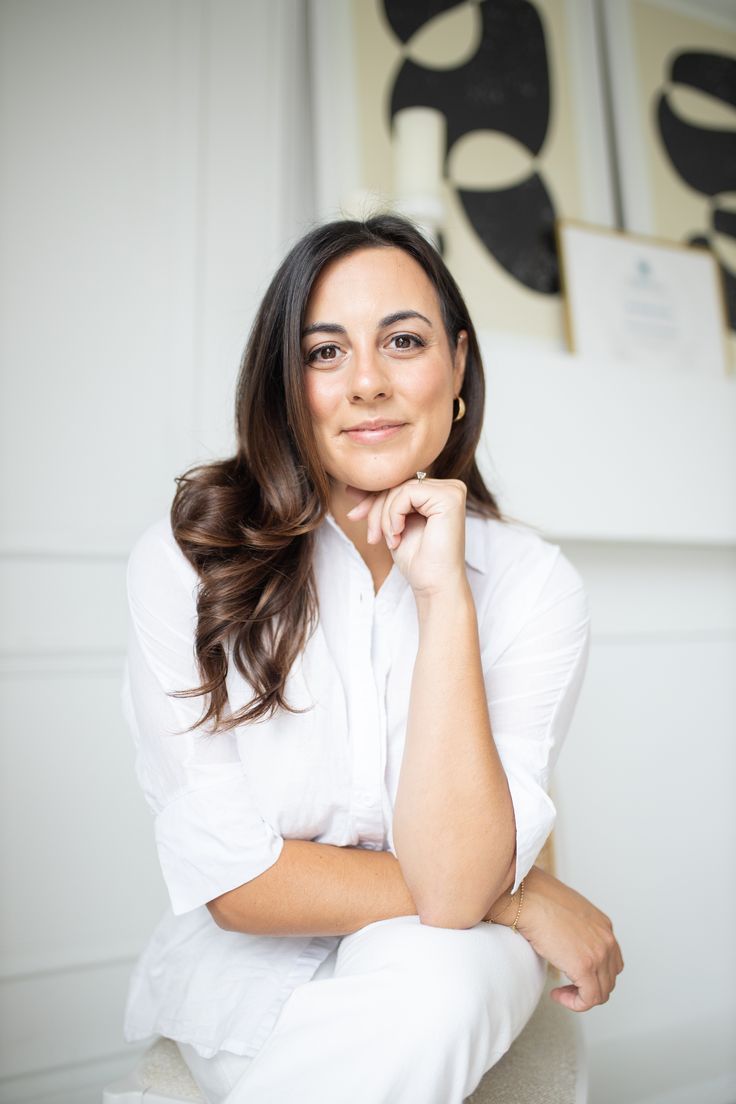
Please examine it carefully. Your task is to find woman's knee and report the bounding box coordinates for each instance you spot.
[340,916,520,1036]
[396,922,547,1066]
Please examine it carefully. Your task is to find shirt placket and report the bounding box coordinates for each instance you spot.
[371,578,406,849]
[347,561,386,850]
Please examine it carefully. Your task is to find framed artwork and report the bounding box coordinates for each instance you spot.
[602,0,736,362]
[556,219,731,376]
[308,0,616,347]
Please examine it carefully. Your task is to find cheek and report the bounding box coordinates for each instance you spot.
[303,374,338,426]
[404,364,451,408]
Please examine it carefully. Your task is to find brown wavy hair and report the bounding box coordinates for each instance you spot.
[170,212,520,734]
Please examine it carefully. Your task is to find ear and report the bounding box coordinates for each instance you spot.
[453,330,468,394]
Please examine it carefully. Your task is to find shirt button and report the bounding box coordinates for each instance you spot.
[358,791,376,807]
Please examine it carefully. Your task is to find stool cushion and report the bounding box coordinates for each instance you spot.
[137,1037,204,1101]
[467,972,583,1103]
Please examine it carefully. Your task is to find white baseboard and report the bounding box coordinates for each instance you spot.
[0,1046,146,1104]
[631,1072,736,1104]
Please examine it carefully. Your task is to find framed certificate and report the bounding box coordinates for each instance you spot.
[556,219,731,376]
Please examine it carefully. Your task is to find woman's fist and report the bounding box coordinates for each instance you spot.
[345,476,468,598]
[516,866,625,1012]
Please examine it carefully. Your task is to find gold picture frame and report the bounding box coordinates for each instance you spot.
[556,218,731,376]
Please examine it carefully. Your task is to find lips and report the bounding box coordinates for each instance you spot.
[343,423,406,443]
[343,421,405,432]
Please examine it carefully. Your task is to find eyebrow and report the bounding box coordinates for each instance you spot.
[301,310,433,340]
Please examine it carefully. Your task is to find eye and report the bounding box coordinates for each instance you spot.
[389,333,425,351]
[305,343,342,364]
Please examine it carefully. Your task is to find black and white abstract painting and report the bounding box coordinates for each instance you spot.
[310,0,614,344]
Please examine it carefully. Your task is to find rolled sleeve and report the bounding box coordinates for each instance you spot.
[122,519,285,916]
[482,549,592,895]
[501,765,557,895]
[154,773,284,915]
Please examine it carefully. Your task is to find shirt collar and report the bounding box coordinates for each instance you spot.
[321,510,487,574]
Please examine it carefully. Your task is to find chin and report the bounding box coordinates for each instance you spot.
[351,462,419,488]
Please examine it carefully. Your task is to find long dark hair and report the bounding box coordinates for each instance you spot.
[170,213,517,733]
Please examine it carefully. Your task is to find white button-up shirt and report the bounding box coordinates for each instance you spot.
[122,508,591,1059]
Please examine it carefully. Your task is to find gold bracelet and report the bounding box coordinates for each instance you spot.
[511,878,525,932]
[487,891,515,924]
[485,878,525,931]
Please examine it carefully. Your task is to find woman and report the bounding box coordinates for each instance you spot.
[121,213,623,1104]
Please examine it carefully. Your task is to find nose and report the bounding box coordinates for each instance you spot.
[346,343,392,402]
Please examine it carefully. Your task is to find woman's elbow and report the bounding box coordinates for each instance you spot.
[417,902,485,930]
[207,890,251,932]
[206,897,233,930]
[419,896,489,931]
[417,860,517,930]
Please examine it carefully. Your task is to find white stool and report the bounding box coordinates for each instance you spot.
[102,972,587,1103]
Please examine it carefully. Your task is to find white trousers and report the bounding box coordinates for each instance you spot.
[177,914,547,1104]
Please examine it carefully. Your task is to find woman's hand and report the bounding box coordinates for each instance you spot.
[345,476,468,598]
[506,865,625,1012]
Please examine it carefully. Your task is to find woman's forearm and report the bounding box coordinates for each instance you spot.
[209,841,417,936]
[392,581,517,928]
[208,840,524,937]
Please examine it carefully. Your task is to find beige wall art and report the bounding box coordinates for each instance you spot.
[603,0,736,364]
[310,0,615,346]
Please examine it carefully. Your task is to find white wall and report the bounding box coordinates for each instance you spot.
[553,539,736,1104]
[0,2,315,1100]
[1,3,734,1104]
[474,331,736,1104]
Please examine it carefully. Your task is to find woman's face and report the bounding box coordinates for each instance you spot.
[300,246,467,508]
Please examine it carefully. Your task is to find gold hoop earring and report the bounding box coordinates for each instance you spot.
[453,395,466,423]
